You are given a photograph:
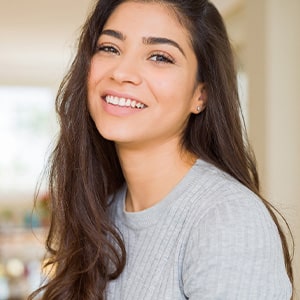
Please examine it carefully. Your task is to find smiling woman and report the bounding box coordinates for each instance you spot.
[29,1,293,300]
[87,2,202,148]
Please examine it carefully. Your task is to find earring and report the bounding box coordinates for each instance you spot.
[196,106,201,112]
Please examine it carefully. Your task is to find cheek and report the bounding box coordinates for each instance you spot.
[156,66,191,87]
[148,69,184,94]
[87,62,102,118]
[88,57,111,87]
[151,73,192,106]
[88,59,100,86]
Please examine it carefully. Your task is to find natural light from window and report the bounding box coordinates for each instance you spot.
[0,86,57,196]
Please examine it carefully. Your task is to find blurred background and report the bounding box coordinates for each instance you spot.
[0,0,299,298]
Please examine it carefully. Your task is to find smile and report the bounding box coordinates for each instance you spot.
[105,95,146,109]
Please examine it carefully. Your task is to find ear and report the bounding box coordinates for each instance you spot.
[190,83,207,114]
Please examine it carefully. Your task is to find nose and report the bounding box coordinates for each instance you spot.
[110,55,142,85]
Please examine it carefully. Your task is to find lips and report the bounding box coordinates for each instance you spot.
[104,95,146,109]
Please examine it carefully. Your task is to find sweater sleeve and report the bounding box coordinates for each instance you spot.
[182,195,292,300]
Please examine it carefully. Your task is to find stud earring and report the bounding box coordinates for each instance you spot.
[196,106,201,112]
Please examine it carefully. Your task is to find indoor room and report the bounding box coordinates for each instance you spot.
[0,0,299,298]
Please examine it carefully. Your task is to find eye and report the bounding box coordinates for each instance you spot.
[96,44,120,55]
[149,52,175,64]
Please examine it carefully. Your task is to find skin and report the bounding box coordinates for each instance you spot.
[88,1,206,212]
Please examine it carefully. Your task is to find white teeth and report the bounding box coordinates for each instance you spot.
[125,99,131,107]
[110,96,118,105]
[105,95,145,109]
[119,97,126,106]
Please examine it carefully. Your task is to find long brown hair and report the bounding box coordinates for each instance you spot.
[29,0,293,299]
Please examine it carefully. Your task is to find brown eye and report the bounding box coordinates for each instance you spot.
[149,53,174,64]
[96,45,120,55]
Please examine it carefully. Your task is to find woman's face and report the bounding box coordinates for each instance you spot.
[88,1,203,149]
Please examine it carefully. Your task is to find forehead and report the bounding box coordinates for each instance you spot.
[103,1,191,43]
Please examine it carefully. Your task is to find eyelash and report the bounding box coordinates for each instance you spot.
[96,44,175,64]
[96,44,120,55]
[149,52,175,64]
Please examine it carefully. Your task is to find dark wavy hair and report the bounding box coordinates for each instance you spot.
[29,0,293,299]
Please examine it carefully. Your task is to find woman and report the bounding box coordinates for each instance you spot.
[30,0,293,299]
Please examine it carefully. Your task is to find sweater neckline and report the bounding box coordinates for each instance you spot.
[115,159,204,230]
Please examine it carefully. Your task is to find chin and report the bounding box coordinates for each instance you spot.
[97,127,133,143]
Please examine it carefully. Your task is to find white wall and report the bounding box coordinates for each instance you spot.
[245,0,300,293]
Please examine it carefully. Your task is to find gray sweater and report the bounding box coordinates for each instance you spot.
[106,159,292,299]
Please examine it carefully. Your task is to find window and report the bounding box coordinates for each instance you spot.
[0,86,57,196]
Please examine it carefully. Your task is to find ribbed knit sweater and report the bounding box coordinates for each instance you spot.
[106,159,292,299]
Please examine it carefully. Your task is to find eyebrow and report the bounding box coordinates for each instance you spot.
[100,29,186,57]
[143,36,186,57]
[101,29,126,41]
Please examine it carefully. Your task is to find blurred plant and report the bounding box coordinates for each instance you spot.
[0,209,13,222]
[36,192,51,227]
[0,209,14,228]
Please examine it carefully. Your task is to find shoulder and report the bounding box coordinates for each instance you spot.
[181,160,292,299]
[187,159,270,223]
[186,160,282,255]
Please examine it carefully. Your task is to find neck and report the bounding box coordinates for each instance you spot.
[116,140,197,212]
